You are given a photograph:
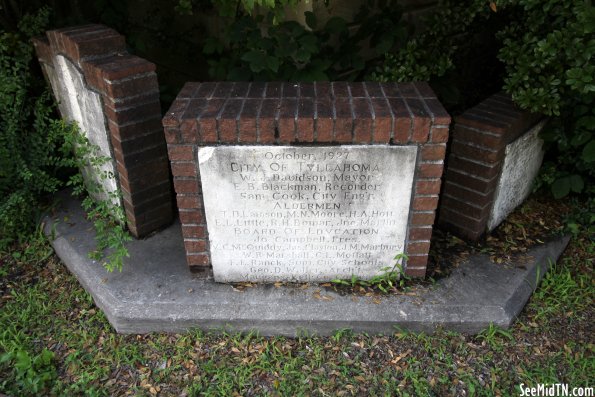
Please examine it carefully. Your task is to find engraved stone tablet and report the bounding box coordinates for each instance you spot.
[54,55,120,207]
[198,145,417,282]
[488,122,545,230]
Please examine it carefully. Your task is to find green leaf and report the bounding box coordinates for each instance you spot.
[241,50,267,73]
[305,11,317,29]
[283,20,304,36]
[15,351,32,371]
[241,50,262,63]
[202,38,220,55]
[260,37,275,51]
[299,34,318,54]
[324,17,347,34]
[570,174,584,193]
[570,130,591,146]
[275,43,293,58]
[294,48,311,63]
[266,56,279,73]
[551,176,571,199]
[0,352,13,364]
[375,36,394,55]
[582,140,595,162]
[574,105,590,117]
[567,223,580,235]
[576,116,595,130]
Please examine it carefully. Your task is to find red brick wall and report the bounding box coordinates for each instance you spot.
[32,25,173,238]
[164,81,451,277]
[438,92,542,241]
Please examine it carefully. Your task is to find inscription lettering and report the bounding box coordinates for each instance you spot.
[199,146,418,282]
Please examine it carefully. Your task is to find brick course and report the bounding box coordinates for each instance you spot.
[164,81,451,277]
[438,92,542,241]
[33,25,173,238]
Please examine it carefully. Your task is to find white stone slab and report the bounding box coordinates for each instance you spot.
[488,120,546,230]
[52,55,120,208]
[198,145,418,282]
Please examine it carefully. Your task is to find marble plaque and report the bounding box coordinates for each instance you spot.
[53,55,120,208]
[488,120,546,230]
[198,145,418,282]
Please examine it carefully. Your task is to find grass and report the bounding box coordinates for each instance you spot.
[0,200,593,396]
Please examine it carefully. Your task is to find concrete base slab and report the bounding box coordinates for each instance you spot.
[44,192,570,336]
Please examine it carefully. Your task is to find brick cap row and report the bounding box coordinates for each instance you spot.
[454,92,543,146]
[163,81,451,129]
[32,25,156,94]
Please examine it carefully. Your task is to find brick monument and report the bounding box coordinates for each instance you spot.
[164,82,450,280]
[439,92,545,241]
[33,25,173,237]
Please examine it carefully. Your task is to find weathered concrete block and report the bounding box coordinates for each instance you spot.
[43,190,571,336]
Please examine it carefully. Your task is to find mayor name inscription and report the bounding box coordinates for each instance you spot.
[198,146,417,282]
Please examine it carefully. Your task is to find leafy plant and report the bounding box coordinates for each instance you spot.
[497,1,594,117]
[0,7,75,249]
[0,6,130,271]
[367,253,410,292]
[9,224,55,267]
[476,323,513,352]
[176,0,299,19]
[497,0,595,198]
[372,0,486,82]
[562,197,595,241]
[530,255,592,322]
[62,124,131,272]
[0,348,57,396]
[332,253,409,293]
[537,112,595,199]
[371,0,503,110]
[204,0,406,81]
[330,328,354,342]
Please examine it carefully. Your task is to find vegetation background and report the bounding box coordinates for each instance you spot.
[1,0,593,249]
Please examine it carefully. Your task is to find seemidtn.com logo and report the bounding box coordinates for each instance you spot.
[519,384,594,397]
